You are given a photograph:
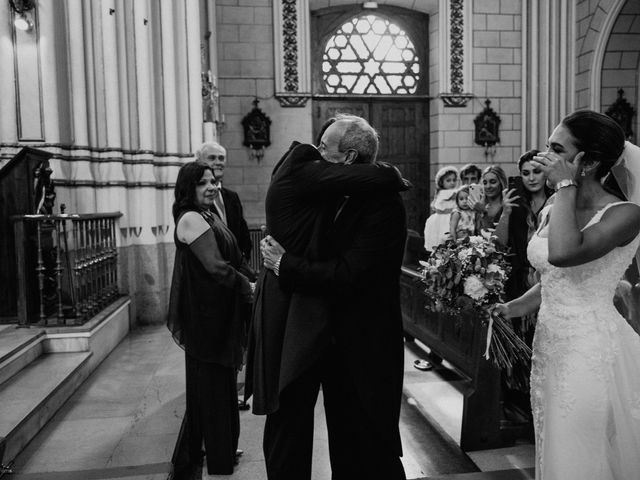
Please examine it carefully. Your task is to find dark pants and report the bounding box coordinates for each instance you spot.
[263,346,406,480]
[185,354,239,475]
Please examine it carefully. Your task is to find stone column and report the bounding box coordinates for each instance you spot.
[521,0,575,149]
[66,0,89,147]
[133,1,154,151]
[186,0,203,152]
[160,0,179,153]
[0,0,18,146]
[101,0,122,149]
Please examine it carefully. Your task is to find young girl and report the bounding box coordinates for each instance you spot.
[424,166,458,251]
[449,185,476,241]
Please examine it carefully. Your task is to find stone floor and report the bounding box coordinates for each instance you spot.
[10,325,183,480]
[7,325,534,480]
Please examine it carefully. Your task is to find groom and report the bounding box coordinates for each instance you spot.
[248,114,408,479]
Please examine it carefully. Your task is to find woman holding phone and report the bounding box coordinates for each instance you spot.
[494,150,554,420]
[497,150,554,300]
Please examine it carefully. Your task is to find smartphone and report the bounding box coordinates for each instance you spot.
[508,176,527,205]
[467,183,484,206]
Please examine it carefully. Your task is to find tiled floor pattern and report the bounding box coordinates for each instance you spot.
[7,326,534,480]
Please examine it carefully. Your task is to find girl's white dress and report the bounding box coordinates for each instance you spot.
[424,189,456,251]
[527,202,640,479]
[452,208,475,239]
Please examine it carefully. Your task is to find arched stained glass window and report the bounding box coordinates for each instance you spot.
[322,14,420,95]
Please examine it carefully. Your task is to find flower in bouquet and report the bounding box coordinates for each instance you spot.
[463,274,488,300]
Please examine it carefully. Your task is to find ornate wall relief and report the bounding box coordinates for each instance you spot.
[438,0,473,107]
[274,0,311,107]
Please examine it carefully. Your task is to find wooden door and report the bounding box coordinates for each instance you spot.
[313,98,429,232]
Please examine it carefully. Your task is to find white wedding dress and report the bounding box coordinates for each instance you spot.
[527,202,640,480]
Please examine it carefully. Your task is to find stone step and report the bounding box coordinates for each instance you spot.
[0,351,92,463]
[420,467,535,479]
[0,327,45,387]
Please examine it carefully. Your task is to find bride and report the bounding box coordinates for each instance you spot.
[494,110,640,479]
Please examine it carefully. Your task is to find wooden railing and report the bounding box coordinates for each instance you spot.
[12,212,122,327]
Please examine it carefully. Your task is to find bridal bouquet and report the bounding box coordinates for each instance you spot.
[419,232,531,370]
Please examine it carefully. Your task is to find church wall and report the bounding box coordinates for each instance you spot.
[429,0,523,188]
[216,0,313,228]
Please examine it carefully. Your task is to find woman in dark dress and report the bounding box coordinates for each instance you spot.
[167,162,253,475]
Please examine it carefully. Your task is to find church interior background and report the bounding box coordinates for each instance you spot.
[0,0,639,478]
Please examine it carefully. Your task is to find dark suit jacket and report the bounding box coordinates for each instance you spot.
[277,192,408,456]
[219,187,252,262]
[246,142,406,415]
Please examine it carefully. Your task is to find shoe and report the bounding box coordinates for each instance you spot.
[413,359,433,371]
[238,400,250,411]
[234,449,243,466]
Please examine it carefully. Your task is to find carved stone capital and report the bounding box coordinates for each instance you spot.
[275,93,311,107]
[439,93,474,108]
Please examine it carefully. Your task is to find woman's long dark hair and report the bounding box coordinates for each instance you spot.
[518,149,554,203]
[172,161,213,222]
[561,110,626,199]
[518,149,553,234]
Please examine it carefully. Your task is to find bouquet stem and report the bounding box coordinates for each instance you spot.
[485,312,532,370]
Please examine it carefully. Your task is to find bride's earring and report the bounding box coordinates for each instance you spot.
[580,168,586,177]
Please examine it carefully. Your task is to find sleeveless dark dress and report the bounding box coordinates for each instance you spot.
[167,209,251,475]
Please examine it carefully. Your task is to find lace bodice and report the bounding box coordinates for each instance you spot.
[528,202,640,325]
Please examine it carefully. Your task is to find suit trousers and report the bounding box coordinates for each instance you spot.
[185,354,239,475]
[263,345,406,480]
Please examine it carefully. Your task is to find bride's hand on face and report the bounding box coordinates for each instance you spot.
[532,151,584,186]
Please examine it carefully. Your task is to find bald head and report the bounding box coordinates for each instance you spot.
[196,142,227,180]
[318,114,379,165]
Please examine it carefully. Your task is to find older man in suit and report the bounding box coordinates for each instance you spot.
[247,114,408,480]
[195,141,253,265]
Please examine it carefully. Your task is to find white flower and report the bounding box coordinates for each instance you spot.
[480,229,494,241]
[464,275,489,301]
[457,248,472,262]
[468,235,484,245]
[486,264,504,276]
[418,260,430,268]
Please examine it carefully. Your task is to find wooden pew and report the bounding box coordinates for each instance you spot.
[400,230,504,451]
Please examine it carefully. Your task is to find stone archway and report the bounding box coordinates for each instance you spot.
[577,0,628,110]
